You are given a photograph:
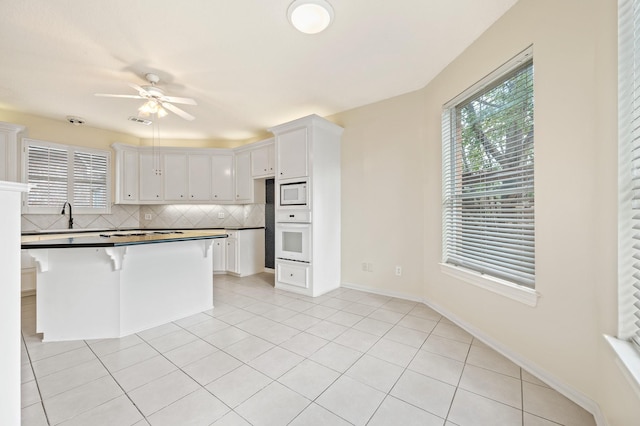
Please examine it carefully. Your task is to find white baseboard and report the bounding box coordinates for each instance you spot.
[340,281,607,426]
[341,281,424,303]
[264,267,275,274]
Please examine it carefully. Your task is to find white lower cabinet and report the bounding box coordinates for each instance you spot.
[224,229,265,277]
[212,239,226,274]
[276,260,309,289]
[225,234,238,273]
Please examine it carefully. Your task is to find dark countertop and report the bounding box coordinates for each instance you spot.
[21,230,228,249]
[21,226,265,236]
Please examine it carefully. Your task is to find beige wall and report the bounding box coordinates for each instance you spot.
[0,108,139,149]
[330,91,426,298]
[0,108,257,150]
[334,0,639,424]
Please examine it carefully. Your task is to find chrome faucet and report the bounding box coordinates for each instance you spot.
[61,202,73,229]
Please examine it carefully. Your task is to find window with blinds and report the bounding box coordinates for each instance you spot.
[618,0,640,350]
[442,48,534,289]
[23,139,111,214]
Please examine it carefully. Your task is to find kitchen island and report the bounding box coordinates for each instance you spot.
[22,230,227,342]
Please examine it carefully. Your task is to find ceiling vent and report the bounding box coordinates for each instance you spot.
[128,116,153,125]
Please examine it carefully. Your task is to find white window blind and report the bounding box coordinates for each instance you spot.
[26,144,69,208]
[23,139,111,214]
[618,0,640,348]
[442,50,534,288]
[73,151,108,209]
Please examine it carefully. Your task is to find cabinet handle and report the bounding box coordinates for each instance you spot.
[214,195,217,198]
[290,273,294,277]
[156,195,159,198]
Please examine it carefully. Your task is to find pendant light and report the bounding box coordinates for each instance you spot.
[287,0,334,34]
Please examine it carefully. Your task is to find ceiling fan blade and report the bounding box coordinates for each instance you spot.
[95,93,145,99]
[162,96,197,106]
[128,82,151,97]
[162,102,195,121]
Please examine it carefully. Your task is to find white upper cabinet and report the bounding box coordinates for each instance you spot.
[277,127,308,179]
[251,141,275,177]
[235,150,253,203]
[139,151,163,201]
[121,149,139,202]
[163,153,188,201]
[188,154,211,201]
[211,154,234,202]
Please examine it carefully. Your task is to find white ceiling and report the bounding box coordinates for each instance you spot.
[0,0,518,141]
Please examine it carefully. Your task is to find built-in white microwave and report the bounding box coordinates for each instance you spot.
[279,181,307,206]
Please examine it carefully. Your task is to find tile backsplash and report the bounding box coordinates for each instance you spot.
[21,204,265,231]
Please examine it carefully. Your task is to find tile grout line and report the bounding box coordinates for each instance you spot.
[20,328,52,426]
[22,275,583,425]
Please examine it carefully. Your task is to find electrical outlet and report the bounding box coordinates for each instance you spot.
[144,214,152,220]
[218,212,225,219]
[362,262,367,272]
[367,263,373,272]
[395,266,402,276]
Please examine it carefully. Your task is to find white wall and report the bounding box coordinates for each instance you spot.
[0,182,29,425]
[334,0,640,424]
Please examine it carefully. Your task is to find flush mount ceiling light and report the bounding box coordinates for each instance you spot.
[287,0,334,34]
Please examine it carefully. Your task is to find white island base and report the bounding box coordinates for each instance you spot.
[28,239,215,342]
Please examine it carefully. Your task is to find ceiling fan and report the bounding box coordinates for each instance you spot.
[95,73,197,121]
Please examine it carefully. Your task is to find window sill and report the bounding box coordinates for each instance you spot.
[604,335,640,399]
[439,263,539,307]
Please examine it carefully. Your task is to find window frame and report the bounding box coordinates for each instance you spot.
[441,46,538,306]
[608,0,640,394]
[22,138,111,215]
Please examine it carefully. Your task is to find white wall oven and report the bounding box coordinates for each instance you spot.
[276,223,311,263]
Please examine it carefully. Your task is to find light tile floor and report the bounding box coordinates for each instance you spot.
[20,273,596,426]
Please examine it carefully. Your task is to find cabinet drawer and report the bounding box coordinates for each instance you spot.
[277,262,309,289]
[276,211,311,223]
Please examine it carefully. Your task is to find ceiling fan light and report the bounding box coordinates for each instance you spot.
[288,0,334,34]
[157,106,168,118]
[138,102,152,116]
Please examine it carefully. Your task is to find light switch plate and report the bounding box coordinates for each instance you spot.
[218,212,225,219]
[144,214,152,220]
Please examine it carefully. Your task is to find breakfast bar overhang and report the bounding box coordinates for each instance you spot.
[22,230,227,342]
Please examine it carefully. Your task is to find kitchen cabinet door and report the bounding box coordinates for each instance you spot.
[212,239,226,273]
[251,143,275,177]
[164,153,188,201]
[188,154,211,201]
[120,149,139,202]
[277,127,308,179]
[226,237,238,273]
[139,152,163,201]
[235,151,253,202]
[211,154,234,202]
